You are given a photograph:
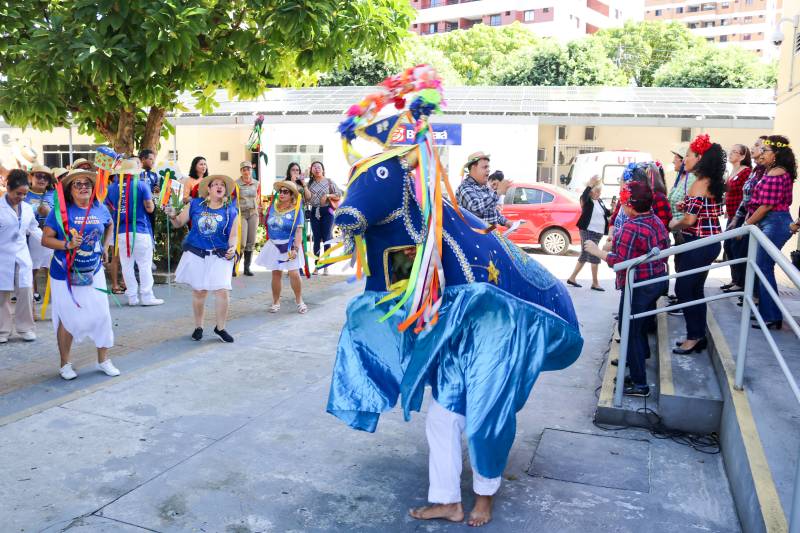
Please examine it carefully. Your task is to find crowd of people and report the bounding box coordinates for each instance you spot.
[0,152,344,381]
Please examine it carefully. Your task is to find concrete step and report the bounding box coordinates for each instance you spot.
[658,305,723,435]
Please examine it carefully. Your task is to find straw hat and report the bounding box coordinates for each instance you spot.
[670,143,689,159]
[61,168,97,187]
[52,167,69,180]
[13,145,38,168]
[30,164,53,176]
[112,158,141,176]
[273,180,300,197]
[198,174,236,198]
[464,151,490,170]
[71,157,94,170]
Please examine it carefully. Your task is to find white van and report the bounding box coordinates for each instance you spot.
[563,151,653,203]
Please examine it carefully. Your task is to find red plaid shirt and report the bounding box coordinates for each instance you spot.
[682,196,723,237]
[748,172,793,215]
[725,166,750,218]
[606,212,670,290]
[652,192,673,230]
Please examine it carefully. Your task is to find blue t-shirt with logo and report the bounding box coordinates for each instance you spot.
[267,206,304,242]
[184,198,238,251]
[24,190,54,226]
[45,203,112,281]
[106,179,153,234]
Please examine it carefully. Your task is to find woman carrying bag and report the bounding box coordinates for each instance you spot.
[306,161,341,273]
[567,175,610,291]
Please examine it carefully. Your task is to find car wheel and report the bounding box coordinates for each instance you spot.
[540,228,570,255]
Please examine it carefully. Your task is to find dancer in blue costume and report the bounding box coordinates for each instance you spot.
[324,66,583,527]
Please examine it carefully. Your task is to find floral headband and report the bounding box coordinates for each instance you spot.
[622,162,647,182]
[689,134,712,156]
[763,139,791,149]
[338,65,444,164]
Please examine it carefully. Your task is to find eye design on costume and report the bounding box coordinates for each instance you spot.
[377,166,389,179]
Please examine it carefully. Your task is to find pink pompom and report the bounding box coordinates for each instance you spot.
[347,105,363,117]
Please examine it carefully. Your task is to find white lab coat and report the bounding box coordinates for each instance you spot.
[0,195,41,290]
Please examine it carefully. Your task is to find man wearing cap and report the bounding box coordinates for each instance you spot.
[139,149,160,238]
[236,161,261,276]
[584,181,670,397]
[106,158,163,307]
[455,152,513,227]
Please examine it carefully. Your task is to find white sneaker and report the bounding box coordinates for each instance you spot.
[141,298,164,306]
[97,360,120,377]
[128,298,139,306]
[0,336,8,344]
[60,363,77,380]
[20,331,36,342]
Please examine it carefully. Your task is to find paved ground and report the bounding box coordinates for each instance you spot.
[0,248,746,532]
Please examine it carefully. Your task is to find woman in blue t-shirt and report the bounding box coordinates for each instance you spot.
[168,174,239,343]
[255,181,307,314]
[41,169,118,381]
[25,164,55,302]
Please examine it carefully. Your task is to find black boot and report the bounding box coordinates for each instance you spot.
[244,251,254,276]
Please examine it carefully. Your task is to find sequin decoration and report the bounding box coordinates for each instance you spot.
[444,230,475,283]
[494,233,557,291]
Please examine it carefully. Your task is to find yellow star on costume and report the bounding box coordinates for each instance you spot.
[487,260,500,285]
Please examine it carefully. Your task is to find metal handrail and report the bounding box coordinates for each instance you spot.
[613,223,800,531]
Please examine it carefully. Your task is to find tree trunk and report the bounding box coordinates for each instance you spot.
[115,108,135,156]
[141,107,166,153]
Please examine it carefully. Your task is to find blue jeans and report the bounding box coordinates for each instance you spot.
[309,205,335,258]
[756,211,793,322]
[724,229,748,287]
[675,235,721,340]
[618,279,668,386]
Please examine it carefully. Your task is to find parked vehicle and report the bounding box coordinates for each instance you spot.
[562,150,653,203]
[500,182,581,255]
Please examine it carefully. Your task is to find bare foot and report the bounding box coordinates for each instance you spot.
[468,495,493,527]
[409,502,464,522]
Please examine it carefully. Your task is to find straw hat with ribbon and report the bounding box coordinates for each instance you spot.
[61,168,97,188]
[112,158,141,176]
[273,180,299,198]
[51,167,69,180]
[198,174,236,198]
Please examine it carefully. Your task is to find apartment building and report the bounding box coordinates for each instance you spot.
[409,0,644,40]
[645,0,783,56]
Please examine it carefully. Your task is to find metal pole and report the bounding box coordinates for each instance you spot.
[791,442,800,533]
[614,268,634,407]
[553,125,559,185]
[735,230,759,391]
[68,124,74,165]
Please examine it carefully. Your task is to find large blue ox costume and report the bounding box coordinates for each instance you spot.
[323,66,583,506]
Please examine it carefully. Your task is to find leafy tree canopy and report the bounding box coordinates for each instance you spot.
[0,0,413,153]
[653,45,777,88]
[595,20,705,86]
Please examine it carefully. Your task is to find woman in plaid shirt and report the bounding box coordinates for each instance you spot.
[744,135,796,330]
[669,135,726,355]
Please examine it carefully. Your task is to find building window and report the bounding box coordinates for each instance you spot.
[720,35,728,42]
[688,5,699,12]
[543,7,550,13]
[688,22,698,29]
[702,2,715,10]
[704,21,715,27]
[681,128,692,143]
[524,10,535,21]
[275,145,324,181]
[489,14,501,26]
[428,23,438,34]
[743,34,751,40]
[722,1,730,7]
[167,150,178,161]
[576,17,580,28]
[42,144,102,169]
[655,9,662,16]
[744,16,752,23]
[584,127,596,141]
[676,6,683,13]
[505,11,511,16]
[745,0,753,4]
[537,148,546,162]
[446,21,458,31]
[558,126,567,140]
[220,151,229,161]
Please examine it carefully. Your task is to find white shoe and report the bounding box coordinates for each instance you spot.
[128,298,139,306]
[20,331,36,342]
[97,360,120,377]
[141,298,164,306]
[0,336,7,344]
[60,363,77,380]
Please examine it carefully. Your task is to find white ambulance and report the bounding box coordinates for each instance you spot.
[563,150,653,203]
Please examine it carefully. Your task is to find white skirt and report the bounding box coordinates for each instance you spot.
[175,251,233,291]
[255,240,305,271]
[28,234,53,270]
[50,268,114,348]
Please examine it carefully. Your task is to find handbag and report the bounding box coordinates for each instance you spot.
[792,234,800,271]
[327,181,340,210]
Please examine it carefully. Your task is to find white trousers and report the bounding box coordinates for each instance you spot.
[0,266,35,338]
[426,400,501,504]
[118,232,156,303]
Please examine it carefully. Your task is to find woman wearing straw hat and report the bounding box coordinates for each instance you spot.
[168,174,240,342]
[41,169,118,380]
[0,170,41,343]
[25,164,55,303]
[255,180,307,314]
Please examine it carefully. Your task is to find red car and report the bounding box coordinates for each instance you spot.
[500,183,582,255]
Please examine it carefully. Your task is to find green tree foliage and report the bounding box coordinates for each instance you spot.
[0,0,413,154]
[595,21,705,86]
[424,22,539,84]
[653,45,778,88]
[317,50,397,86]
[492,39,626,86]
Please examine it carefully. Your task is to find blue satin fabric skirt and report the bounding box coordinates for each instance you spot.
[326,283,583,478]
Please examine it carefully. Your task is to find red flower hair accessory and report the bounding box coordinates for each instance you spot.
[690,134,712,156]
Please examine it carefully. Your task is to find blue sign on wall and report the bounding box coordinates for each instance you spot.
[390,123,462,146]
